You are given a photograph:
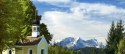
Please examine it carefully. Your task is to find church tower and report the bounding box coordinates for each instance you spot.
[32,17,41,37]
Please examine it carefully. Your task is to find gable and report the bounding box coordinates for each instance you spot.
[37,36,48,54]
[38,36,48,47]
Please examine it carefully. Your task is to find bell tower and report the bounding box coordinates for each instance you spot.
[32,16,41,37]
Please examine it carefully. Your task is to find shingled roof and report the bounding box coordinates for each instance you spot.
[16,36,42,46]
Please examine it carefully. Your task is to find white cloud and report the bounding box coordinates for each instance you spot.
[71,3,125,19]
[41,2,125,45]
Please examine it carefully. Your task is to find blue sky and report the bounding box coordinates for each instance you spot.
[32,0,125,44]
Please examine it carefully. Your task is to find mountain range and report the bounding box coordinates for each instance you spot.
[56,37,104,49]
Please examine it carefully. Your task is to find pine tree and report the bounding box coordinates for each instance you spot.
[114,20,124,54]
[106,21,116,54]
[40,23,53,43]
[116,20,125,54]
[106,22,115,54]
[115,20,124,44]
[106,20,124,54]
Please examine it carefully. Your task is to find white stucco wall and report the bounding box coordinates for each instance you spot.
[37,36,48,54]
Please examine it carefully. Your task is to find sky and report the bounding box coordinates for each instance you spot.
[32,0,125,44]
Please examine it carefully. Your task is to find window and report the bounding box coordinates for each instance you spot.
[37,27,40,32]
[32,27,37,32]
[9,50,11,54]
[41,49,44,54]
[29,49,32,54]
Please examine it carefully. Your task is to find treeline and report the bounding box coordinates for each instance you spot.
[74,47,105,54]
[48,45,74,54]
[48,45,106,54]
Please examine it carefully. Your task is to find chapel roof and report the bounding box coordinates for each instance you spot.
[15,36,42,46]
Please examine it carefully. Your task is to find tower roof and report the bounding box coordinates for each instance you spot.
[32,19,40,25]
[32,15,41,25]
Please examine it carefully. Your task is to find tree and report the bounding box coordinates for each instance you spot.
[40,23,53,43]
[20,0,53,44]
[117,39,125,54]
[114,20,124,54]
[0,0,23,53]
[18,0,38,41]
[0,0,37,53]
[106,21,116,54]
[0,0,52,53]
[106,20,124,54]
[115,20,124,44]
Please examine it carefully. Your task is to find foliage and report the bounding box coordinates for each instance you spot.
[0,0,52,54]
[117,39,125,54]
[0,0,22,52]
[106,21,116,54]
[19,0,53,44]
[74,47,105,54]
[40,23,53,44]
[19,0,38,40]
[48,45,73,54]
[106,20,124,54]
[0,0,37,53]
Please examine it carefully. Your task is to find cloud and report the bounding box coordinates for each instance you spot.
[70,3,125,19]
[40,2,125,44]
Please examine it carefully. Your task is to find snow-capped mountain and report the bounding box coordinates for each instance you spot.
[56,37,104,49]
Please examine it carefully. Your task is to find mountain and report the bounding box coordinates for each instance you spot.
[56,37,104,49]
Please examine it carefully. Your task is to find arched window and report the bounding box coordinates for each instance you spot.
[28,49,32,54]
[9,50,11,54]
[41,49,44,54]
[30,50,32,54]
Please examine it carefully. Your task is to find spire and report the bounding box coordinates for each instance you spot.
[32,16,41,37]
